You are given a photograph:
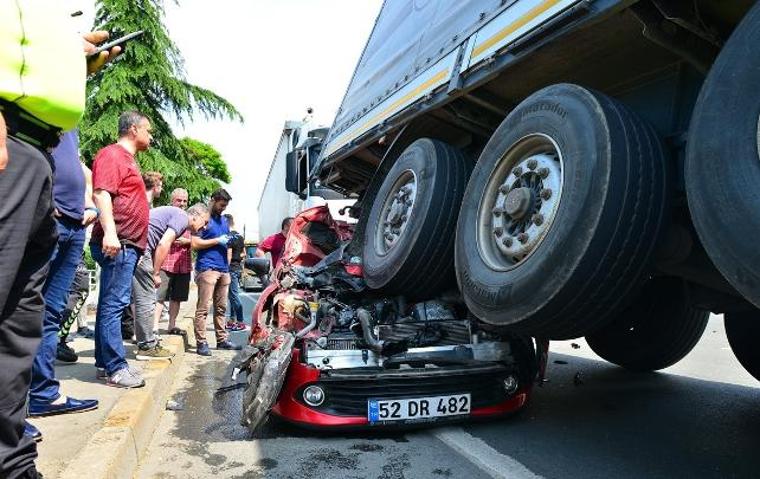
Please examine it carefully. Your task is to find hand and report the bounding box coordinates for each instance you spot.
[174,236,191,246]
[82,208,98,226]
[153,272,162,288]
[54,208,61,218]
[0,113,7,171]
[217,234,229,247]
[102,231,121,258]
[83,31,122,75]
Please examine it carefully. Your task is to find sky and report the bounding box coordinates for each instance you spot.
[65,0,384,239]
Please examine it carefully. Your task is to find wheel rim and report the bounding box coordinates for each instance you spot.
[375,169,418,255]
[477,134,564,271]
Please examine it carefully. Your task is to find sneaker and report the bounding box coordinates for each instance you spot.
[56,343,78,363]
[136,343,175,361]
[107,366,145,388]
[197,341,211,356]
[77,326,95,339]
[232,322,247,332]
[216,340,242,351]
[225,320,236,331]
[28,397,98,417]
[96,367,107,379]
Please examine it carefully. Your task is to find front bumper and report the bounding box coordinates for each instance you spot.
[270,350,531,429]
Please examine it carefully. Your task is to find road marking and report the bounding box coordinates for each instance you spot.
[433,427,542,479]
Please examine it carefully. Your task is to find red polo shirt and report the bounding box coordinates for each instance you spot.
[259,232,287,268]
[90,144,149,250]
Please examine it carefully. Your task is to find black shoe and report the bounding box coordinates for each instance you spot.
[23,421,42,442]
[56,343,78,363]
[216,340,242,351]
[197,341,211,356]
[28,397,99,417]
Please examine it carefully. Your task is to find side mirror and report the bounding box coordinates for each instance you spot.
[285,150,300,194]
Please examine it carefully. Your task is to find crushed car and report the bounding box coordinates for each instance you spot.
[238,205,540,430]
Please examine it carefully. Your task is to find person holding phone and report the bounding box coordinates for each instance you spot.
[0,2,122,477]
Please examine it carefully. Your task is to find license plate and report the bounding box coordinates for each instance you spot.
[368,394,471,423]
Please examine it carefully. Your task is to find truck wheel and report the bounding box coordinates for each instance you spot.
[455,83,669,339]
[586,277,709,371]
[363,138,469,298]
[685,3,760,309]
[725,311,760,381]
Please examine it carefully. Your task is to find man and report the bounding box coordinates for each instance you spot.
[0,2,120,475]
[224,214,246,331]
[192,189,242,356]
[256,217,293,269]
[157,188,192,336]
[90,111,152,388]
[133,204,209,360]
[27,131,100,417]
[142,171,163,206]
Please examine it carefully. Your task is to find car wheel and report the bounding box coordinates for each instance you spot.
[363,138,470,298]
[455,83,670,339]
[586,277,709,371]
[724,310,760,382]
[685,2,760,308]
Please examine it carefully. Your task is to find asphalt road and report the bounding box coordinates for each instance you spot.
[136,293,760,479]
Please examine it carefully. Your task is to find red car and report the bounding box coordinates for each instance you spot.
[240,206,538,430]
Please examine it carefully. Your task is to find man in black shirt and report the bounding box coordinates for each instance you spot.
[224,214,246,331]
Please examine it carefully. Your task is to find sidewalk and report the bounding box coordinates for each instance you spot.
[34,289,199,479]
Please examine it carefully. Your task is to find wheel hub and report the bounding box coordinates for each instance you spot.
[478,136,563,270]
[378,171,417,252]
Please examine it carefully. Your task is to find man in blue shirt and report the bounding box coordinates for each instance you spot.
[192,189,242,356]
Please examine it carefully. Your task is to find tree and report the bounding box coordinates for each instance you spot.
[177,137,231,203]
[80,0,242,203]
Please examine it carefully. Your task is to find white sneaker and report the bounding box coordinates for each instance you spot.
[107,366,146,388]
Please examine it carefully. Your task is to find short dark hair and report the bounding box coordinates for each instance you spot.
[223,213,234,225]
[282,217,294,229]
[211,188,232,202]
[118,111,147,137]
[142,171,163,190]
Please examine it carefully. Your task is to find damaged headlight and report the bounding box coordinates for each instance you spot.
[303,385,325,406]
[503,375,519,395]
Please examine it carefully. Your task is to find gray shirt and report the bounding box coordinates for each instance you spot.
[147,206,189,254]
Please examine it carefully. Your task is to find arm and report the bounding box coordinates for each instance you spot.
[92,189,121,257]
[81,163,98,226]
[174,235,191,247]
[227,246,232,264]
[192,235,227,251]
[153,229,177,287]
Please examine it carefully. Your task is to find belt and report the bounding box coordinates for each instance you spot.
[0,99,62,150]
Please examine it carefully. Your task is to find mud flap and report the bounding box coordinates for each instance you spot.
[241,333,295,431]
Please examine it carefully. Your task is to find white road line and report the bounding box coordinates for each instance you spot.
[433,427,543,479]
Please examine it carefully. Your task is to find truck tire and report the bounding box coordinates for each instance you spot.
[455,83,669,339]
[586,277,709,371]
[685,3,760,309]
[724,310,760,382]
[363,138,469,298]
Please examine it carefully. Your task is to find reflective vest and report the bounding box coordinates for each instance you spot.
[0,0,85,130]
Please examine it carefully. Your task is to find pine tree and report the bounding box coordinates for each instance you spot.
[80,0,242,203]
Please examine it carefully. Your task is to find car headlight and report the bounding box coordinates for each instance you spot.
[303,385,325,406]
[503,375,518,395]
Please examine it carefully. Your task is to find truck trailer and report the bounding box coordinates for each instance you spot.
[279,0,760,381]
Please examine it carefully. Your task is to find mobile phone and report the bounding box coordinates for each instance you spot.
[87,30,144,57]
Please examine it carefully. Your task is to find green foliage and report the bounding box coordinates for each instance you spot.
[80,0,242,204]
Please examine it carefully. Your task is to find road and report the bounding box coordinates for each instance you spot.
[136,292,760,479]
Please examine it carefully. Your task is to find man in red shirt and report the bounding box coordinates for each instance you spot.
[256,217,293,269]
[157,188,192,335]
[90,111,152,389]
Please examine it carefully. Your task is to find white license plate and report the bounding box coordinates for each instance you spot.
[368,394,471,423]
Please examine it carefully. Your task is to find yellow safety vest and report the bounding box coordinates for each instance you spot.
[0,0,85,130]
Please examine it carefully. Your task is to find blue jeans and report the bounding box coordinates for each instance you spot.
[227,269,244,322]
[91,243,138,375]
[30,217,85,404]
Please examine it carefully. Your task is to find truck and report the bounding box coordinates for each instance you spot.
[258,118,355,242]
[280,0,760,382]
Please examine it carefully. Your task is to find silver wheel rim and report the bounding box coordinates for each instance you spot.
[375,169,418,255]
[477,134,564,271]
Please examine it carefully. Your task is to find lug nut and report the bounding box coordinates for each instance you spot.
[532,214,544,226]
[540,188,553,200]
[502,237,513,247]
[385,233,394,241]
[527,159,538,170]
[513,167,523,177]
[401,215,408,222]
[493,227,504,237]
[499,185,510,195]
[492,207,504,217]
[405,200,413,206]
[517,233,529,243]
[538,167,549,178]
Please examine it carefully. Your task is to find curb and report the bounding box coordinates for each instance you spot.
[59,316,197,479]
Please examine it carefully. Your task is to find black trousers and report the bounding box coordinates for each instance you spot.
[0,136,57,478]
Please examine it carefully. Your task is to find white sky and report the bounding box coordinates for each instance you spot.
[65,0,383,239]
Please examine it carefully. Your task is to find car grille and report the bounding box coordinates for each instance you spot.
[303,364,515,416]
